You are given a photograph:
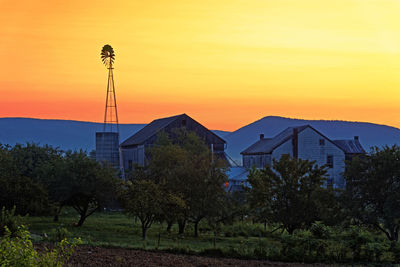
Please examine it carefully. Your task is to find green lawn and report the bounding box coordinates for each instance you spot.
[26,210,397,264]
[26,210,276,253]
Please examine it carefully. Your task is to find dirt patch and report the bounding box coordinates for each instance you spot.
[66,246,324,266]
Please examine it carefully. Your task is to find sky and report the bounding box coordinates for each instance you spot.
[1,0,400,131]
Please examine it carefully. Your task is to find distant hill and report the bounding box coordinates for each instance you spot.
[0,118,230,152]
[225,116,400,163]
[1,117,399,164]
[0,118,145,151]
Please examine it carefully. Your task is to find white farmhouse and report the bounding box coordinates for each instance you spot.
[240,125,365,188]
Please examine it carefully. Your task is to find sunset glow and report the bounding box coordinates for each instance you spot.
[1,0,400,130]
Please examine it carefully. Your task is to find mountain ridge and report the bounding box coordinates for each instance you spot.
[224,116,400,162]
[1,116,399,164]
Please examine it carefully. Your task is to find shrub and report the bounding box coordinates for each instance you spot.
[0,206,23,236]
[47,226,71,242]
[310,222,330,239]
[253,240,280,260]
[343,226,373,261]
[0,225,81,266]
[364,241,389,262]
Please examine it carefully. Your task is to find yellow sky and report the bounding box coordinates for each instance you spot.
[1,0,399,130]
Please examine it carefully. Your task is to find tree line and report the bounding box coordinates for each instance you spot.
[1,129,400,244]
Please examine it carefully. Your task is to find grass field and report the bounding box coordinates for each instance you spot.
[27,210,275,254]
[25,209,398,264]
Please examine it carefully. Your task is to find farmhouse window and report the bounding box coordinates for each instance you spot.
[319,139,325,146]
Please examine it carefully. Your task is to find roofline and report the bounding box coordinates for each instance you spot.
[268,125,309,153]
[120,114,184,147]
[240,125,350,155]
[187,114,226,144]
[332,139,366,154]
[120,113,226,147]
[305,125,348,153]
[240,125,309,155]
[240,152,271,155]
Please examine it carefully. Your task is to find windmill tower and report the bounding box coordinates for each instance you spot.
[95,44,122,171]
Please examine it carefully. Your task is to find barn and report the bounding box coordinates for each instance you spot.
[120,114,227,171]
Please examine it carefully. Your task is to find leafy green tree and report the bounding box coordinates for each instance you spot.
[0,175,49,216]
[53,151,118,226]
[247,154,329,234]
[119,179,163,240]
[343,145,400,242]
[187,161,228,237]
[0,144,51,215]
[147,129,228,236]
[9,143,63,183]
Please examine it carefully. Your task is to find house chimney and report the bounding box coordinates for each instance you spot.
[260,134,264,140]
[292,128,298,158]
[354,136,359,141]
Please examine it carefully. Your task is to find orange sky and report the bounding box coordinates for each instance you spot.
[1,0,400,131]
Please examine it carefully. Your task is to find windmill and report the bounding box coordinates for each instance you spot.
[95,44,123,175]
[101,44,119,132]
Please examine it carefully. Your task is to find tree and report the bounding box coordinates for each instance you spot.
[247,154,329,234]
[0,144,51,215]
[343,145,400,242]
[119,180,163,240]
[54,151,118,226]
[9,143,63,183]
[147,129,228,236]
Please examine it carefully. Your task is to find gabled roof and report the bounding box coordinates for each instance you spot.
[120,113,225,147]
[241,124,366,156]
[241,125,309,155]
[333,139,365,154]
[120,114,184,147]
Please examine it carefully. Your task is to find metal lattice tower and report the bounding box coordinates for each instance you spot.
[96,44,122,171]
[101,44,119,133]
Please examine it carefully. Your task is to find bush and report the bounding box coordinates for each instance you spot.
[253,240,280,260]
[0,225,81,266]
[364,241,389,262]
[0,206,23,236]
[46,226,71,243]
[342,226,373,261]
[310,222,330,239]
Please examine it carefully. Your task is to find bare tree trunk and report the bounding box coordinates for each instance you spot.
[178,220,186,235]
[77,214,86,227]
[53,205,63,222]
[166,221,173,233]
[194,220,200,237]
[142,224,147,240]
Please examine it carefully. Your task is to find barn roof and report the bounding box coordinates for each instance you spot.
[333,139,365,154]
[241,125,309,155]
[120,113,225,147]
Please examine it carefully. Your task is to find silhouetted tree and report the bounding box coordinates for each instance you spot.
[54,151,118,226]
[247,155,329,234]
[343,145,400,242]
[119,179,163,240]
